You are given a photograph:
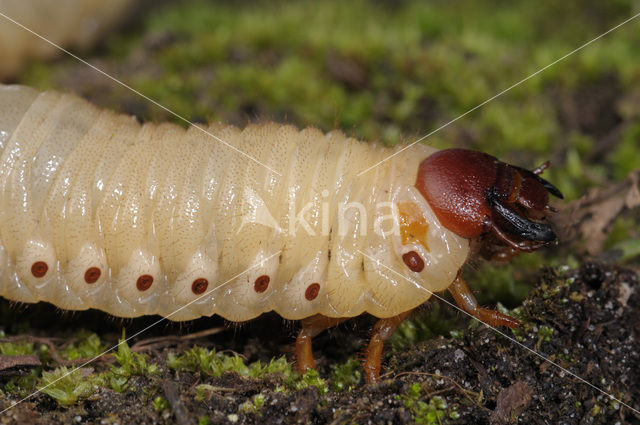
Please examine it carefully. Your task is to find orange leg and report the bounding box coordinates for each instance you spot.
[448,273,520,328]
[295,315,347,374]
[362,310,413,384]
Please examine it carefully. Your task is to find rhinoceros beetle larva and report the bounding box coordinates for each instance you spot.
[0,84,563,382]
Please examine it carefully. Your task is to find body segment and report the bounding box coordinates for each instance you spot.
[0,84,563,383]
[0,84,469,322]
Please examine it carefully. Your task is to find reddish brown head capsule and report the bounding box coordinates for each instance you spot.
[416,149,563,253]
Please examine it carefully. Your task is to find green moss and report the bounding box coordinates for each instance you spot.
[38,334,160,400]
[397,382,460,424]
[17,0,638,215]
[111,334,158,377]
[18,62,56,91]
[4,369,40,397]
[611,238,640,264]
[37,367,99,406]
[330,358,361,392]
[287,369,328,396]
[61,333,104,360]
[466,257,542,308]
[37,335,162,406]
[169,346,329,397]
[0,341,35,356]
[168,346,290,379]
[240,393,266,413]
[152,395,170,412]
[102,333,158,393]
[604,215,640,263]
[389,305,461,350]
[5,1,639,418]
[612,122,640,180]
[253,392,266,409]
[477,100,558,156]
[538,325,555,343]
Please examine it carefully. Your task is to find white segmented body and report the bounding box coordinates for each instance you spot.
[0,0,137,80]
[0,84,469,321]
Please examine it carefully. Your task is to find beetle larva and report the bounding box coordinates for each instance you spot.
[0,0,137,80]
[0,84,562,382]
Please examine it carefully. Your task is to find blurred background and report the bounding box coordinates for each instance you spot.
[0,3,635,153]
[0,2,638,420]
[1,0,639,317]
[1,1,638,193]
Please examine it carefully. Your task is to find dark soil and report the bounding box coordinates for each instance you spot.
[0,261,638,424]
[1,2,639,424]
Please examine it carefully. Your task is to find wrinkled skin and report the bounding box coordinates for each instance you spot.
[298,148,564,383]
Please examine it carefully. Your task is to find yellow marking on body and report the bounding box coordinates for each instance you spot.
[398,202,430,252]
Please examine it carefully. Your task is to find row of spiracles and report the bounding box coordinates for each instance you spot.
[0,1,564,382]
[0,83,563,381]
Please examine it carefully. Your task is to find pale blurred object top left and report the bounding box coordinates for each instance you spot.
[0,0,136,80]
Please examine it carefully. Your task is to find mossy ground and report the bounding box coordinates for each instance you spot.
[0,0,639,423]
[0,262,637,424]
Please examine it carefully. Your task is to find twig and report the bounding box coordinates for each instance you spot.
[0,354,41,377]
[0,335,115,367]
[130,327,225,352]
[162,380,193,425]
